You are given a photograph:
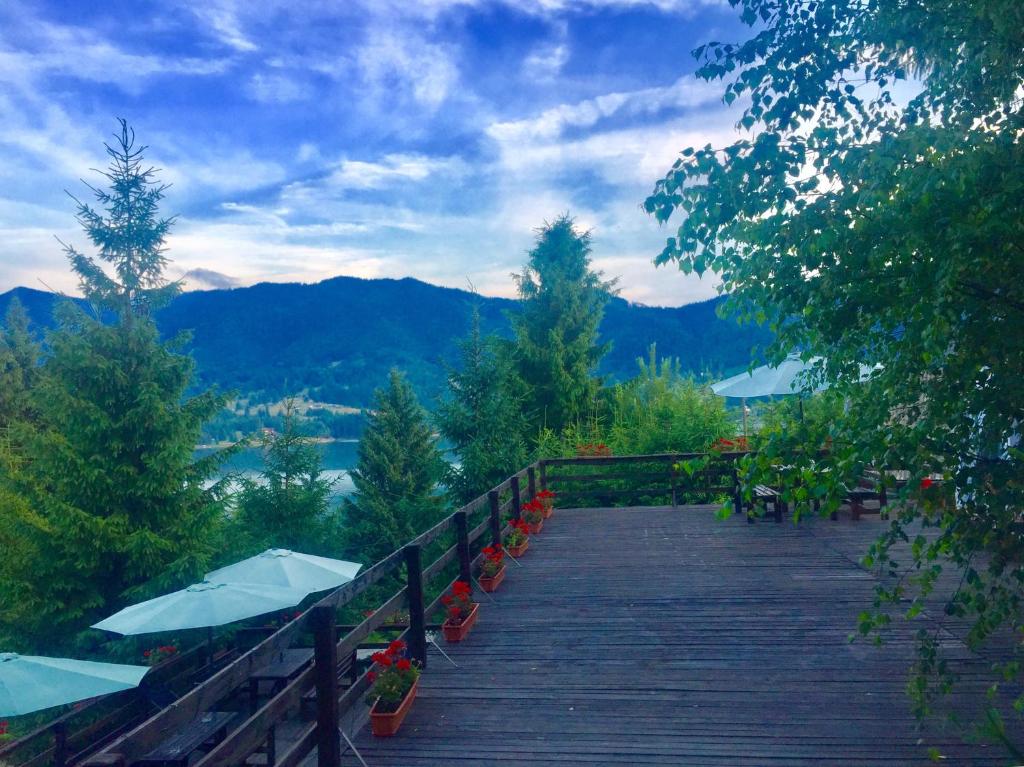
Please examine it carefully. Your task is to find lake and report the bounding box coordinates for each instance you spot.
[198,440,360,500]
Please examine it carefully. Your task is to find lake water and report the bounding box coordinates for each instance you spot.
[198,440,359,500]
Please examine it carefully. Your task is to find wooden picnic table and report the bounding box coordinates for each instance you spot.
[133,711,237,767]
[248,647,314,712]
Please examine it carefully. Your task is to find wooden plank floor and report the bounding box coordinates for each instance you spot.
[340,505,1012,766]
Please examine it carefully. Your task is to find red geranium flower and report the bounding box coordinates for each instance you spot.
[367,671,377,683]
[388,639,406,653]
[920,478,934,489]
[396,658,412,671]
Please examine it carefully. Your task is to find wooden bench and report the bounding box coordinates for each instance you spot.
[748,484,785,523]
[133,710,237,767]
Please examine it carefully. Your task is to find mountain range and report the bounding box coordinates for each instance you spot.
[0,276,771,408]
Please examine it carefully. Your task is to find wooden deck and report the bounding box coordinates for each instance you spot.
[342,505,1008,766]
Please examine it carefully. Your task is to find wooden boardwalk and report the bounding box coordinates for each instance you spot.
[343,505,1008,766]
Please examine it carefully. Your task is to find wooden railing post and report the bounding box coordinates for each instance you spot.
[527,465,537,500]
[539,461,548,492]
[312,604,340,767]
[488,489,501,545]
[53,721,67,767]
[510,475,522,520]
[455,510,472,584]
[404,544,427,668]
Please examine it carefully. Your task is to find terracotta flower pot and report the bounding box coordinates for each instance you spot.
[541,503,554,519]
[527,518,543,534]
[442,601,479,642]
[508,538,529,558]
[370,678,419,737]
[479,565,506,593]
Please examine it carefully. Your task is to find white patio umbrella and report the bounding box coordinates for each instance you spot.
[711,355,826,436]
[91,581,306,636]
[0,653,149,717]
[206,549,361,594]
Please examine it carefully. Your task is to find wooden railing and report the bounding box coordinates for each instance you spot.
[78,466,533,767]
[540,452,746,512]
[76,453,746,767]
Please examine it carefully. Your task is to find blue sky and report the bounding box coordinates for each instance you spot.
[0,0,751,306]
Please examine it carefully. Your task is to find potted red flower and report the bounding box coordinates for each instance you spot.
[506,518,530,557]
[142,644,178,666]
[536,489,556,518]
[367,639,420,736]
[522,499,544,534]
[478,545,506,592]
[441,580,479,642]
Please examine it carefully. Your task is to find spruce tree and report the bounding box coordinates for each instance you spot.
[436,306,529,504]
[0,122,230,646]
[512,215,615,436]
[340,370,445,562]
[233,403,338,556]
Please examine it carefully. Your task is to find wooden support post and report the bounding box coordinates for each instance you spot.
[455,510,472,584]
[404,544,427,668]
[669,465,678,509]
[266,725,277,767]
[312,605,340,767]
[510,475,522,520]
[527,465,537,500]
[732,462,743,518]
[488,489,501,546]
[53,721,67,767]
[539,462,548,492]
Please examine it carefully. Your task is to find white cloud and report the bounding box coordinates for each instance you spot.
[356,29,459,111]
[523,43,570,80]
[325,153,466,190]
[0,22,231,95]
[245,72,312,104]
[187,2,259,52]
[488,75,722,143]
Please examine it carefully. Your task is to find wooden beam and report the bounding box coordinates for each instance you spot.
[455,510,472,584]
[313,605,340,767]
[404,545,428,668]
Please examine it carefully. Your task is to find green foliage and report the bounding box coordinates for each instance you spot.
[607,346,734,455]
[512,215,616,435]
[0,309,231,648]
[0,123,231,650]
[230,403,339,557]
[341,370,447,562]
[436,306,529,504]
[645,0,1024,749]
[0,297,40,430]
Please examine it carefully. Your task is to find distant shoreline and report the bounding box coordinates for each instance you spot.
[196,437,360,450]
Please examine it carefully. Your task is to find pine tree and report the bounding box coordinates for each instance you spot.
[233,402,338,556]
[436,306,529,504]
[512,215,616,436]
[340,370,446,562]
[0,122,231,647]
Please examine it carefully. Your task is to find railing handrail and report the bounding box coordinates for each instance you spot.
[81,462,539,767]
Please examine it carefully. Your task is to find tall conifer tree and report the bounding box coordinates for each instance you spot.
[437,306,529,504]
[341,370,445,562]
[0,122,230,647]
[512,215,615,435]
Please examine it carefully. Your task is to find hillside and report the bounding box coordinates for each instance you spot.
[0,276,771,407]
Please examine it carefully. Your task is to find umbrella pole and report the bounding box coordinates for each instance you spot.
[742,398,748,439]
